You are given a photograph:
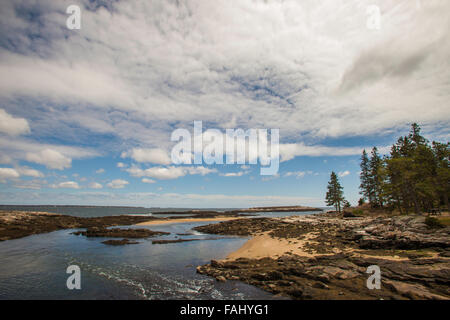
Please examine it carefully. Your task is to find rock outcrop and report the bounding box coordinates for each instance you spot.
[72,227,168,238]
[195,214,450,300]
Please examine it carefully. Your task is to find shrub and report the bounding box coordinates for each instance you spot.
[425,217,445,229]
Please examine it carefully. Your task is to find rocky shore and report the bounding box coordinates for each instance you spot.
[151,238,219,244]
[0,209,248,241]
[194,214,450,300]
[101,239,140,246]
[0,210,159,241]
[228,206,323,214]
[72,227,169,238]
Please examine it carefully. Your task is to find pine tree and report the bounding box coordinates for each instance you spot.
[359,149,372,203]
[387,136,416,213]
[326,171,345,213]
[410,123,427,146]
[369,147,384,207]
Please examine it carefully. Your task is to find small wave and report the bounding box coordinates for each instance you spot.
[98,271,148,299]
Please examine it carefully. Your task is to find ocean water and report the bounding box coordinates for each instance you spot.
[0,206,321,300]
[0,205,224,217]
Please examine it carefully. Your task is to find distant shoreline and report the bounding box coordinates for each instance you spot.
[0,204,325,210]
[0,206,322,241]
[136,216,240,226]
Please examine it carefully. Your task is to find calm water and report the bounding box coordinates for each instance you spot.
[0,206,321,300]
[0,205,228,217]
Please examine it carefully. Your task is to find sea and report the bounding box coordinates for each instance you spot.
[0,205,323,300]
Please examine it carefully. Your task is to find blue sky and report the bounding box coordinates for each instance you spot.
[0,0,449,208]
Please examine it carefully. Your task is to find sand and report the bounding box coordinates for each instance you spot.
[135,216,240,226]
[224,232,322,260]
[224,231,415,262]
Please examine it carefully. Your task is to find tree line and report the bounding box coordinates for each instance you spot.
[325,123,449,214]
[359,123,449,214]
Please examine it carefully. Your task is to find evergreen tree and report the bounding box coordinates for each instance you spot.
[358,198,365,206]
[410,123,427,146]
[359,149,372,202]
[360,123,449,214]
[343,200,351,209]
[369,147,384,207]
[326,171,345,213]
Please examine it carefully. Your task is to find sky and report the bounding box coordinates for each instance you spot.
[0,0,449,208]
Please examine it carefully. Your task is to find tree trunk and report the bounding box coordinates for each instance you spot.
[396,196,403,214]
[406,179,420,214]
[411,194,420,214]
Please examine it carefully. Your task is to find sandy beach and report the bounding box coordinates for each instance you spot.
[225,232,321,260]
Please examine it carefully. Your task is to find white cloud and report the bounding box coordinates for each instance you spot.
[122,148,171,165]
[13,179,45,190]
[95,168,105,174]
[0,136,99,168]
[52,181,80,189]
[279,143,391,162]
[261,173,280,182]
[284,171,306,179]
[0,0,447,160]
[280,143,361,162]
[127,166,185,180]
[0,154,12,164]
[141,178,156,184]
[0,166,44,181]
[126,165,216,180]
[117,162,126,168]
[107,179,129,189]
[0,109,30,136]
[185,166,217,176]
[0,50,134,110]
[0,190,322,207]
[16,167,44,178]
[88,182,103,189]
[0,0,448,191]
[339,170,350,178]
[220,171,247,177]
[0,167,20,181]
[26,149,72,170]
